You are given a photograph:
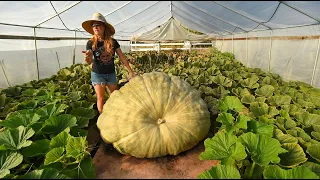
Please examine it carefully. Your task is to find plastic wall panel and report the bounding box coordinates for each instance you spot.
[0,39,37,88]
[247,39,270,72]
[270,39,318,84]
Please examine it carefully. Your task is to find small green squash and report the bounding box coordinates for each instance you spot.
[97,72,210,158]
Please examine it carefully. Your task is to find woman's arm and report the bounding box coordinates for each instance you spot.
[115,48,135,78]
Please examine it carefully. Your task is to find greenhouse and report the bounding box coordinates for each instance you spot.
[1,1,320,179]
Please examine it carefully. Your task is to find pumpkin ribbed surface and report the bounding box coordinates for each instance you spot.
[97,72,210,158]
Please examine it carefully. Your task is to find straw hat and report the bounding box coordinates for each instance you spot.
[82,12,115,35]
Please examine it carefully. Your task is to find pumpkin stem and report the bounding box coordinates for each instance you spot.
[157,118,166,125]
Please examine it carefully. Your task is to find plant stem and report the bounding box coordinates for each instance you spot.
[249,161,256,178]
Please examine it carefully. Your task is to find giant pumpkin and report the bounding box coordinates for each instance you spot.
[97,72,210,158]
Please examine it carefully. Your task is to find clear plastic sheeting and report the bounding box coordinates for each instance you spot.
[131,17,211,42]
[1,1,320,88]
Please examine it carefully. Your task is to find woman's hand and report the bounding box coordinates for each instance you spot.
[82,50,93,65]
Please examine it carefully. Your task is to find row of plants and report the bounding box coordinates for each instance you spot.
[0,64,98,178]
[116,48,320,179]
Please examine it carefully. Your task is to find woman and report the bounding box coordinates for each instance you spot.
[82,12,135,114]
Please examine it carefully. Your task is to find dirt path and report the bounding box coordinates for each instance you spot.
[92,140,219,179]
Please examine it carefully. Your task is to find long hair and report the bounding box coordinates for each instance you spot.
[90,25,114,55]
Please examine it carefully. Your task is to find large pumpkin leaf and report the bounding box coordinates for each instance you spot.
[0,151,23,178]
[0,126,34,150]
[302,162,320,177]
[69,101,94,109]
[0,94,6,109]
[61,157,96,179]
[307,144,320,163]
[197,165,241,179]
[263,165,319,179]
[21,139,51,158]
[0,113,40,129]
[295,111,320,128]
[311,131,320,140]
[69,107,96,128]
[281,104,303,116]
[249,102,279,118]
[254,85,274,97]
[65,136,88,159]
[200,132,247,165]
[40,114,77,135]
[268,95,292,106]
[212,75,233,87]
[35,103,68,121]
[16,168,70,179]
[218,96,243,113]
[44,147,65,166]
[216,113,249,132]
[247,121,273,137]
[241,94,255,104]
[50,130,71,149]
[279,143,308,168]
[273,129,298,144]
[240,75,260,89]
[239,132,287,166]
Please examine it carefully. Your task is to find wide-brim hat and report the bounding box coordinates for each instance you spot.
[82,12,115,35]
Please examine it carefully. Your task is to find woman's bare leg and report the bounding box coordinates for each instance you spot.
[93,84,106,114]
[106,84,118,94]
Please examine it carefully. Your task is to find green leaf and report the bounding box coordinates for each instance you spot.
[247,121,273,137]
[302,161,320,177]
[311,131,320,141]
[61,157,96,179]
[273,129,298,144]
[295,112,320,128]
[279,143,308,168]
[0,151,23,178]
[241,94,255,104]
[268,95,292,106]
[17,168,70,179]
[36,103,68,120]
[0,113,40,129]
[307,144,320,163]
[69,101,94,109]
[65,136,88,159]
[240,75,260,89]
[200,131,247,165]
[21,139,51,158]
[250,102,268,117]
[69,128,88,137]
[0,126,34,150]
[17,99,38,110]
[41,114,77,136]
[197,164,241,179]
[212,75,233,87]
[0,94,6,108]
[218,96,243,113]
[255,85,274,97]
[239,132,287,166]
[263,165,319,179]
[50,130,71,149]
[44,147,65,166]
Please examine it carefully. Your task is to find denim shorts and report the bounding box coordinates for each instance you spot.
[91,71,117,86]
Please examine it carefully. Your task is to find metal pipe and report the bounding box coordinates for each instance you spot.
[311,37,320,86]
[34,28,40,80]
[0,60,11,87]
[268,31,273,72]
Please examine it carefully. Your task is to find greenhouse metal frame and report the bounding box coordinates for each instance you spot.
[1,1,320,87]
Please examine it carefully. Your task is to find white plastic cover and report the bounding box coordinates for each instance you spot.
[1,1,320,88]
[131,17,211,42]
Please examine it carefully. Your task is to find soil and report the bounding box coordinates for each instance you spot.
[88,124,219,179]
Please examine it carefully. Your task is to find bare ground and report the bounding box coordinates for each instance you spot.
[92,138,218,179]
